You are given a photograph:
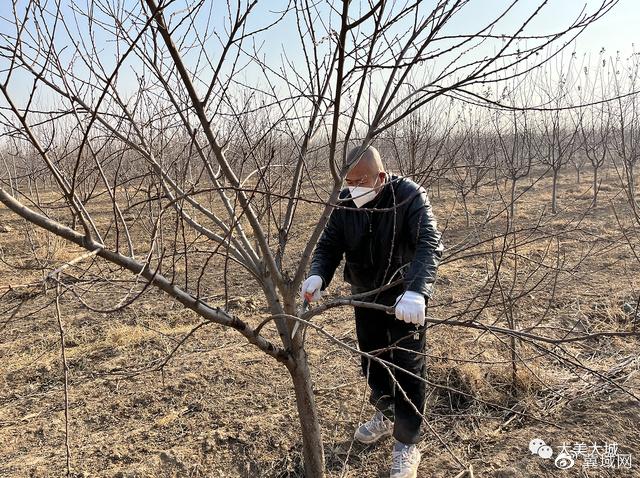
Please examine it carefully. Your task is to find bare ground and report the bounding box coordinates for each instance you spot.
[1,169,639,477]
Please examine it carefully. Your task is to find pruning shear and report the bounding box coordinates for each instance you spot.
[386,303,421,340]
[291,297,309,340]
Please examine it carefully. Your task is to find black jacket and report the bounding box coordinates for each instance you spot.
[309,174,444,306]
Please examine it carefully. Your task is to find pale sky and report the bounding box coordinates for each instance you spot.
[438,0,638,57]
[0,1,638,111]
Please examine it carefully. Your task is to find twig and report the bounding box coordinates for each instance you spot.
[54,273,71,477]
[47,247,103,280]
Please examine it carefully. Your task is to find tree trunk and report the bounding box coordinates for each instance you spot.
[628,163,636,213]
[287,348,325,477]
[551,170,558,214]
[268,289,325,477]
[462,193,470,227]
[509,177,517,230]
[592,166,598,207]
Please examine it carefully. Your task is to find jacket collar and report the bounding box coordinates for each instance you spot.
[365,172,395,208]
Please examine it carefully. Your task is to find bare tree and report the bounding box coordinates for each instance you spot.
[577,52,613,207]
[445,107,492,227]
[492,108,534,230]
[533,50,582,214]
[0,1,625,476]
[610,52,640,215]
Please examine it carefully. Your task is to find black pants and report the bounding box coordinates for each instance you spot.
[354,304,427,445]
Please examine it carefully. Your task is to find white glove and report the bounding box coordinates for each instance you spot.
[394,291,426,325]
[301,275,323,303]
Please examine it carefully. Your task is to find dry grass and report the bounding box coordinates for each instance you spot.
[1,167,639,477]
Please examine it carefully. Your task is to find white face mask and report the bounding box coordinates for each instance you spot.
[348,186,378,207]
[348,176,383,207]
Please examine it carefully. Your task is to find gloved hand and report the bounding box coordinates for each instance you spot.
[301,275,323,303]
[394,291,426,325]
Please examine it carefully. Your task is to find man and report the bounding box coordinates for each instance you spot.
[301,145,444,478]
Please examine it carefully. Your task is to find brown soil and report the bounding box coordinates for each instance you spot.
[1,168,639,477]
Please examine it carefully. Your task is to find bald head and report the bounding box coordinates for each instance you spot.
[345,145,386,189]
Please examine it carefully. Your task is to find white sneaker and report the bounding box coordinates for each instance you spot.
[390,441,421,478]
[354,410,394,444]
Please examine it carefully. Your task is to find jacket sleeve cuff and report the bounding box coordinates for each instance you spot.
[309,268,329,290]
[405,281,434,299]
